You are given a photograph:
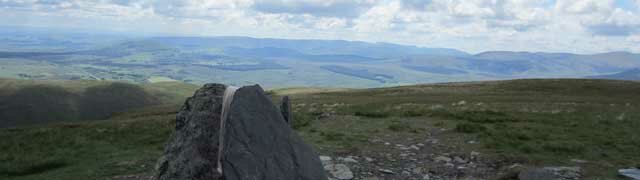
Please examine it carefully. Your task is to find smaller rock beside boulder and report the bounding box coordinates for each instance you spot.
[325,164,354,180]
[619,168,640,180]
[321,156,354,180]
[280,96,292,126]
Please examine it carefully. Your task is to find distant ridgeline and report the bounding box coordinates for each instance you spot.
[0,79,194,128]
[1,33,639,88]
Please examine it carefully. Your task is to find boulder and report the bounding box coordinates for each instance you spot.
[155,84,327,180]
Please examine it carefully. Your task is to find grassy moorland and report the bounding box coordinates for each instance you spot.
[1,79,639,179]
[276,79,640,178]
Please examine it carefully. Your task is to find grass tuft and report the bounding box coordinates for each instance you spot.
[455,123,486,133]
[0,159,67,177]
[354,111,390,118]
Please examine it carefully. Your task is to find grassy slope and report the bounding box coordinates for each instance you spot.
[0,78,198,103]
[1,79,639,179]
[0,78,198,128]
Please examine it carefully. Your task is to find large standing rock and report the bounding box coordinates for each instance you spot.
[155,84,327,180]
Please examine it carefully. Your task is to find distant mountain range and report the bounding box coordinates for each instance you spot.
[0,30,639,87]
[151,36,470,58]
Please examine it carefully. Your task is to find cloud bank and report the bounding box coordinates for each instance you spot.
[1,0,639,53]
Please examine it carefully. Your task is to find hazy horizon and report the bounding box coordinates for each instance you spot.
[2,0,640,54]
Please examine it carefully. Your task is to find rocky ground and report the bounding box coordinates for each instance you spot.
[111,120,584,180]
[317,126,583,180]
[318,126,504,180]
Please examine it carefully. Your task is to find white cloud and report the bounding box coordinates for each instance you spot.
[448,1,495,18]
[0,0,639,54]
[352,1,400,33]
[556,0,614,14]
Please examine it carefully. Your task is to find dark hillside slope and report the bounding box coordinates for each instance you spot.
[0,79,198,128]
[0,85,79,126]
[78,83,159,120]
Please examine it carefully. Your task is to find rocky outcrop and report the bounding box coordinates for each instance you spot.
[155,83,326,180]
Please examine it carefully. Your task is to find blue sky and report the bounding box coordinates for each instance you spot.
[1,0,640,54]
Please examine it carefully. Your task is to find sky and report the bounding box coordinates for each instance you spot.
[1,0,640,54]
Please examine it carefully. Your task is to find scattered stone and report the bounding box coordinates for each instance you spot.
[426,139,439,144]
[325,164,354,180]
[570,159,588,164]
[519,166,581,180]
[365,157,374,162]
[434,156,452,163]
[320,156,333,166]
[402,171,411,175]
[445,163,455,168]
[497,164,527,180]
[618,168,640,180]
[423,174,431,180]
[412,167,424,174]
[410,145,420,150]
[320,156,332,162]
[429,104,444,110]
[470,151,480,157]
[338,157,358,163]
[509,164,525,169]
[379,169,394,174]
[318,112,333,119]
[453,156,467,164]
[417,143,425,147]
